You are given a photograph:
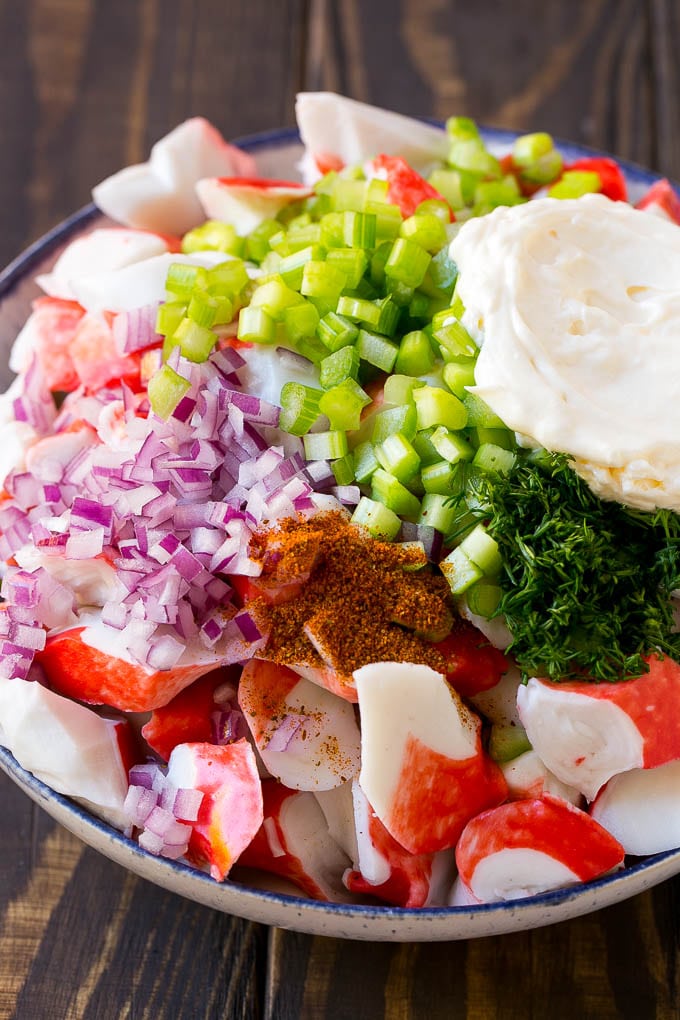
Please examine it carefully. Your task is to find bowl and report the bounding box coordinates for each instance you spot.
[1,126,679,941]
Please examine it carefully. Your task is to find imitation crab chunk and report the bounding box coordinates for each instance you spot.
[453,795,625,904]
[196,177,313,235]
[0,676,135,829]
[353,661,507,855]
[501,750,582,806]
[590,758,680,856]
[166,740,263,881]
[238,659,361,790]
[237,779,353,901]
[517,655,680,800]
[92,118,257,235]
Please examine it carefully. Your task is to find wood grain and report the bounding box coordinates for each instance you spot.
[1,0,680,1017]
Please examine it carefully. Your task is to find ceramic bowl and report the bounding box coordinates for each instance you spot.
[1,127,678,941]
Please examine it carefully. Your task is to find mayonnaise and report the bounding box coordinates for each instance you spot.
[450,193,680,511]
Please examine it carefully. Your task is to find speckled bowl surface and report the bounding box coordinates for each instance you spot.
[1,127,678,941]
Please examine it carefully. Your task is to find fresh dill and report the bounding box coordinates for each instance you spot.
[463,451,680,682]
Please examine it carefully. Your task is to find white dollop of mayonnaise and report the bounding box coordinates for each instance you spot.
[450,193,680,511]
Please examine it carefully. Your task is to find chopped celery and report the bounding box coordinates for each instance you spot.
[427,169,465,210]
[303,430,349,461]
[411,427,442,466]
[279,382,322,435]
[419,492,459,534]
[351,496,401,540]
[448,139,501,179]
[317,312,359,352]
[336,295,381,330]
[206,260,249,297]
[353,441,380,484]
[395,330,435,376]
[400,213,448,253]
[421,459,460,494]
[446,116,481,141]
[372,403,417,443]
[383,374,424,405]
[470,426,516,451]
[488,723,532,764]
[458,523,502,575]
[465,579,503,620]
[472,442,517,476]
[278,245,325,289]
[250,278,303,319]
[364,201,403,240]
[245,219,281,263]
[148,364,191,420]
[413,385,468,431]
[343,210,377,248]
[374,433,421,483]
[463,392,506,428]
[385,238,431,288]
[331,453,355,486]
[173,317,216,362]
[355,329,399,373]
[319,345,360,388]
[442,359,476,398]
[182,220,244,256]
[371,468,421,517]
[156,301,186,338]
[237,306,276,345]
[548,170,601,199]
[300,261,347,302]
[325,248,368,289]
[440,545,483,594]
[318,379,371,430]
[283,301,320,343]
[430,426,475,464]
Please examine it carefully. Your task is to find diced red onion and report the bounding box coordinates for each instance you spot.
[266,712,311,753]
[112,303,162,354]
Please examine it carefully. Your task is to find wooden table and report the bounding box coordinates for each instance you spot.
[1,2,680,1016]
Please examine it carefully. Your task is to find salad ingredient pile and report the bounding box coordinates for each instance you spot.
[2,93,680,910]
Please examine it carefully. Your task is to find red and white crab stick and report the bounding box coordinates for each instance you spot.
[196,177,313,235]
[166,740,263,882]
[353,661,507,855]
[453,795,625,904]
[517,654,680,800]
[237,779,353,901]
[590,758,680,856]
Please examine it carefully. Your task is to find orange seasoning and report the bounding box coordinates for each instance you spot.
[246,511,455,679]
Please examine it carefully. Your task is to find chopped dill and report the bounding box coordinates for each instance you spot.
[462,451,680,682]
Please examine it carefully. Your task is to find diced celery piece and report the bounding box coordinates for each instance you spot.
[343,210,377,249]
[421,459,459,495]
[488,723,532,764]
[336,295,381,329]
[237,306,276,345]
[187,291,220,329]
[374,433,421,483]
[277,245,324,289]
[448,139,501,179]
[156,301,186,338]
[386,281,415,307]
[371,468,421,517]
[407,292,432,321]
[413,385,467,431]
[319,345,360,388]
[370,242,393,288]
[285,223,323,252]
[446,116,481,142]
[512,132,563,185]
[364,201,403,240]
[383,374,424,406]
[279,382,322,435]
[296,334,329,366]
[165,263,208,299]
[385,238,432,288]
[442,359,476,398]
[182,220,244,256]
[427,169,465,210]
[432,312,477,358]
[320,212,346,248]
[325,248,368,289]
[351,496,401,540]
[419,492,459,534]
[250,278,304,319]
[430,426,475,464]
[319,379,371,430]
[415,198,452,223]
[331,178,368,212]
[365,177,389,203]
[465,579,503,620]
[441,546,483,594]
[246,219,281,263]
[459,523,502,575]
[427,247,458,294]
[303,430,348,461]
[300,261,347,301]
[173,317,216,361]
[472,443,517,476]
[148,364,191,420]
[395,330,435,376]
[548,170,601,199]
[474,176,523,211]
[372,403,417,443]
[411,427,442,466]
[375,296,400,337]
[207,260,249,297]
[400,212,447,253]
[355,329,399,373]
[317,312,359,352]
[470,426,516,451]
[283,300,320,343]
[353,441,379,484]
[463,392,506,428]
[332,453,355,486]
